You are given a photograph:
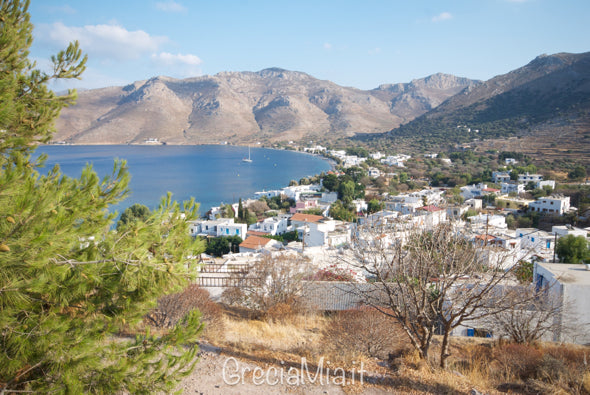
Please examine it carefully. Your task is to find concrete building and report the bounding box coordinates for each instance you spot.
[518,173,544,184]
[533,262,590,344]
[188,218,246,239]
[528,195,572,215]
[501,182,525,195]
[248,215,289,236]
[492,171,511,183]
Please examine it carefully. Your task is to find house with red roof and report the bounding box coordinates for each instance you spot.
[239,235,281,253]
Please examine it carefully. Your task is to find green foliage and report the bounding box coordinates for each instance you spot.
[330,200,356,222]
[345,146,369,158]
[367,198,383,214]
[117,203,151,230]
[322,173,339,191]
[0,0,87,154]
[302,207,324,216]
[205,235,242,256]
[515,260,534,283]
[556,235,590,264]
[0,2,205,392]
[568,166,587,180]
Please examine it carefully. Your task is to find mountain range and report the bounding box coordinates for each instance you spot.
[55,52,590,153]
[54,70,477,145]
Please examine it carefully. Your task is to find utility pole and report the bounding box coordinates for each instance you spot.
[553,232,558,263]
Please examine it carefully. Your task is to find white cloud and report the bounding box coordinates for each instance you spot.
[431,12,453,22]
[37,22,168,61]
[155,1,187,12]
[323,42,332,50]
[368,47,381,55]
[151,52,202,66]
[151,52,202,77]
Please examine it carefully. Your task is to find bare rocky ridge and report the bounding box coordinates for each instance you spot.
[54,69,478,145]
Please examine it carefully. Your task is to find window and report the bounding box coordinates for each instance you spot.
[235,229,239,235]
[531,237,535,242]
[226,228,229,235]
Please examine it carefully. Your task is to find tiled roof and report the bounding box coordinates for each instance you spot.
[239,235,273,250]
[290,213,325,223]
[247,230,270,236]
[418,205,444,212]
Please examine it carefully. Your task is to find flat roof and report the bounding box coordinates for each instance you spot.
[537,263,590,285]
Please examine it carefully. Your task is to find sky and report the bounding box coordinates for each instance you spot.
[28,0,590,91]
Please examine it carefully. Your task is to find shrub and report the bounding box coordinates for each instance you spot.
[322,307,406,359]
[147,285,224,341]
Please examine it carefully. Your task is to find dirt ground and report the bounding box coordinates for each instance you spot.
[176,343,397,395]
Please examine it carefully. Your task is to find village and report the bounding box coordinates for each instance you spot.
[186,145,590,346]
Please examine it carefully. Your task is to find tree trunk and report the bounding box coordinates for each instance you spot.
[440,330,451,369]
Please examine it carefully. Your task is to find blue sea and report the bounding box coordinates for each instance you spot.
[35,145,332,216]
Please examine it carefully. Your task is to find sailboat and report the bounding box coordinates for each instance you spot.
[242,146,252,163]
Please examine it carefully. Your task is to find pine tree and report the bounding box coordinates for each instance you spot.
[0,1,205,392]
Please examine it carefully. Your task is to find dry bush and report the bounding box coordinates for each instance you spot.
[146,284,224,341]
[322,307,407,360]
[491,343,544,381]
[220,254,312,322]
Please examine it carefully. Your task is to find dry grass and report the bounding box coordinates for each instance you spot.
[222,312,327,354]
[201,303,590,394]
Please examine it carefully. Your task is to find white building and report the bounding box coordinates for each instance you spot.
[518,173,544,184]
[516,228,555,260]
[368,167,382,178]
[469,213,507,229]
[505,158,518,165]
[492,171,511,183]
[528,195,572,215]
[536,180,556,190]
[248,215,289,236]
[188,218,247,239]
[533,262,590,344]
[501,182,525,195]
[551,225,588,239]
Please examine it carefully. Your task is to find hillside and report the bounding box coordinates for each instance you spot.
[54,69,477,145]
[378,52,590,157]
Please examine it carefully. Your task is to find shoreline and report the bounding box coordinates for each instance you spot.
[37,144,336,217]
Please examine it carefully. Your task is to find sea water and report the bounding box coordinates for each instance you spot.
[35,145,332,216]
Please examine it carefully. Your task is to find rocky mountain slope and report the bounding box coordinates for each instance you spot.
[54,69,478,145]
[383,52,590,150]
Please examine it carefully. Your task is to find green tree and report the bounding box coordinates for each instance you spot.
[367,198,383,214]
[568,166,587,180]
[117,203,151,230]
[205,235,242,256]
[556,235,590,264]
[322,173,339,191]
[0,2,205,392]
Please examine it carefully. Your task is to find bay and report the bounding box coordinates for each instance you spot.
[35,145,332,216]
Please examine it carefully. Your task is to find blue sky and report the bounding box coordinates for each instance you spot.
[29,0,590,91]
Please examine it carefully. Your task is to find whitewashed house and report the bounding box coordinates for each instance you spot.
[492,171,511,183]
[528,195,572,215]
[188,218,246,239]
[533,262,590,344]
[501,182,525,195]
[518,173,544,184]
[248,216,289,236]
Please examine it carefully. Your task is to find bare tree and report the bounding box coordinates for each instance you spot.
[487,284,582,344]
[221,253,313,313]
[342,221,525,368]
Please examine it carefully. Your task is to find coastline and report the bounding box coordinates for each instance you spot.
[36,144,334,217]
